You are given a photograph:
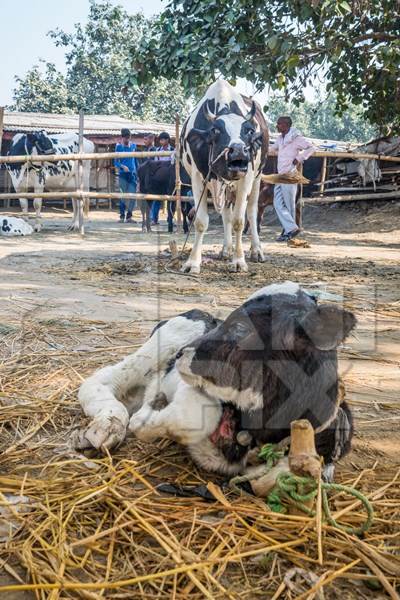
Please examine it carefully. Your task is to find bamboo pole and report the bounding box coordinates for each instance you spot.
[175,114,182,232]
[0,150,174,164]
[0,148,396,165]
[320,156,328,194]
[305,190,400,203]
[78,109,85,236]
[0,191,182,202]
[1,148,400,165]
[0,106,7,210]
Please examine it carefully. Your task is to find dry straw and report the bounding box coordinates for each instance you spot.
[0,305,399,598]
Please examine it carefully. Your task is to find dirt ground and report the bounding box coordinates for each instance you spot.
[0,200,399,597]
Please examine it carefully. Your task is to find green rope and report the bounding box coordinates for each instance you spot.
[258,443,285,468]
[267,472,374,536]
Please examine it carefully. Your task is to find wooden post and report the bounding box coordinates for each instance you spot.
[95,144,99,209]
[320,156,328,195]
[175,114,182,232]
[78,109,85,236]
[287,419,321,516]
[297,162,304,228]
[0,107,6,210]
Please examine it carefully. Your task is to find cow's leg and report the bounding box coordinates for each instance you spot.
[220,204,233,259]
[181,173,208,274]
[229,180,254,272]
[146,201,153,232]
[69,199,79,231]
[247,178,265,262]
[19,199,29,221]
[32,199,42,233]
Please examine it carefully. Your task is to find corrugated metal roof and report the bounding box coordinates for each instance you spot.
[3,111,359,151]
[3,111,176,137]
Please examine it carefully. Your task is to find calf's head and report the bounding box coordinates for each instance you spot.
[176,282,356,429]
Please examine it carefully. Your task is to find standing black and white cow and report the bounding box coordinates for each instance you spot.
[74,282,356,480]
[6,131,94,232]
[181,80,269,273]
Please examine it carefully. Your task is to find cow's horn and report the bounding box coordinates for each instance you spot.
[203,100,217,122]
[245,101,257,122]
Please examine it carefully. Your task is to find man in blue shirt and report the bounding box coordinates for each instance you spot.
[114,128,138,223]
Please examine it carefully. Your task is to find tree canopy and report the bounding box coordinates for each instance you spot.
[267,94,377,142]
[132,0,400,133]
[11,0,190,122]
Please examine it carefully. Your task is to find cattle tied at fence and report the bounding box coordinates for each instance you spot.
[6,131,94,231]
[180,80,269,273]
[74,282,356,480]
[137,160,193,233]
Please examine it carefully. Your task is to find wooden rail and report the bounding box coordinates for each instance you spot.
[1,149,400,165]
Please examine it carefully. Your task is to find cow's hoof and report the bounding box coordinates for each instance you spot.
[228,259,248,273]
[181,261,200,274]
[71,416,127,451]
[250,250,266,263]
[219,247,233,260]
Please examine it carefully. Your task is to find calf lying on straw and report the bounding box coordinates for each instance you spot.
[73,282,356,480]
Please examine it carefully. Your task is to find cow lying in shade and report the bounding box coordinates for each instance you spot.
[73,282,356,480]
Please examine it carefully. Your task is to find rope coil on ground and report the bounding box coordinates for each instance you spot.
[266,468,374,536]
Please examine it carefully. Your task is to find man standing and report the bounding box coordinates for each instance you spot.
[151,131,173,226]
[114,128,138,223]
[270,117,315,241]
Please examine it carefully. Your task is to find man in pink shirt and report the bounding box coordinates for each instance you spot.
[270,116,316,241]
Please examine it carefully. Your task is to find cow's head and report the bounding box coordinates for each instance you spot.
[187,99,263,181]
[176,282,356,417]
[26,131,54,155]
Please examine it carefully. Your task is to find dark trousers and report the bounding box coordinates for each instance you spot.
[119,173,137,219]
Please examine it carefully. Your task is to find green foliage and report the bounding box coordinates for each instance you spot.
[133,0,400,133]
[11,0,189,122]
[266,94,378,142]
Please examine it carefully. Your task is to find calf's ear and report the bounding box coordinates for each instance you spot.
[299,305,356,351]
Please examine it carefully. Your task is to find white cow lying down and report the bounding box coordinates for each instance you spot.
[1,217,33,236]
[74,282,356,477]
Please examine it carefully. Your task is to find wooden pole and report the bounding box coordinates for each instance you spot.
[297,163,303,228]
[0,106,6,210]
[320,156,328,194]
[175,114,182,233]
[0,191,186,201]
[304,190,400,203]
[1,148,400,166]
[78,109,85,236]
[288,419,321,516]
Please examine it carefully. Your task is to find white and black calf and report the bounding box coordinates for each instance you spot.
[6,131,94,232]
[74,282,356,479]
[180,79,269,273]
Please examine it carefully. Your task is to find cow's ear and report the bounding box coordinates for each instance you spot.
[299,305,356,351]
[187,128,211,152]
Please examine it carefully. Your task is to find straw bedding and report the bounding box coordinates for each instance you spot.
[1,313,399,598]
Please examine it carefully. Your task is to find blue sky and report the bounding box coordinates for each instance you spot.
[0,0,165,106]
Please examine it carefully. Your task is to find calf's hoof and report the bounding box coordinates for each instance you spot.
[71,416,127,451]
[228,259,248,273]
[34,223,42,233]
[322,463,335,483]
